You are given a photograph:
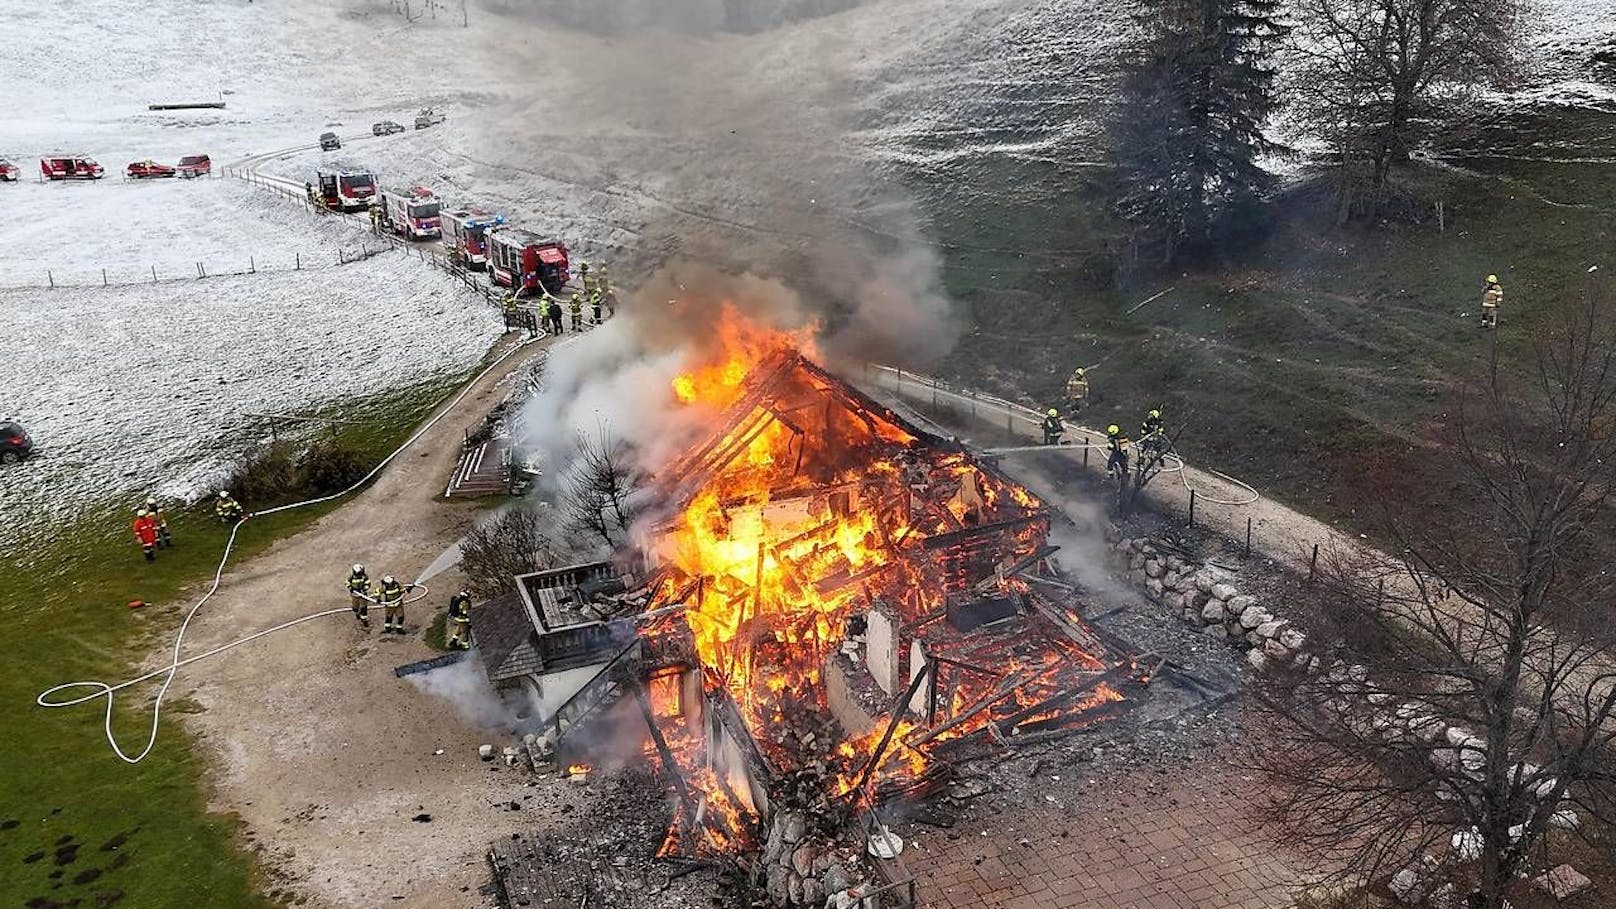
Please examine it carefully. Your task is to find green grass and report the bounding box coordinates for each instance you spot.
[924,119,1616,531]
[0,367,479,908]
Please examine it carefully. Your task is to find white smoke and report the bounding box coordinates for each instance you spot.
[405,654,519,730]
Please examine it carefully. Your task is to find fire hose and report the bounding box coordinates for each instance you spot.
[35,332,547,764]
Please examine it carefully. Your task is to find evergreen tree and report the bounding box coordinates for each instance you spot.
[1112,0,1287,268]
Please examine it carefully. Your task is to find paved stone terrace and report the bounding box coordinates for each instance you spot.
[900,763,1310,909]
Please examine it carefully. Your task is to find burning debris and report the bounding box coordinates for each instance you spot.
[488,313,1152,907]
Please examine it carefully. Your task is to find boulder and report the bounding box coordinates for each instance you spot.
[767,864,790,905]
[822,864,851,894]
[1201,601,1228,623]
[780,811,807,845]
[1212,583,1239,601]
[1225,594,1256,616]
[1239,608,1271,630]
[1263,639,1291,662]
[1201,625,1229,642]
[1532,865,1591,901]
[1246,649,1268,671]
[1195,573,1218,594]
[1255,620,1286,640]
[1279,628,1307,651]
[1389,865,1426,903]
[478,744,495,761]
[1451,828,1482,862]
[792,844,815,877]
[1183,589,1207,611]
[1146,578,1165,598]
[1129,553,1146,570]
[1144,559,1165,579]
[1245,631,1264,648]
[1549,808,1580,831]
[1162,571,1181,590]
[801,878,824,907]
[1166,555,1185,571]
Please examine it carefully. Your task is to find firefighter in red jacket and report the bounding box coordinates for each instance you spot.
[132,509,160,562]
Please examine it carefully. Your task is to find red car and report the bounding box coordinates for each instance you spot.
[177,154,211,179]
[126,159,177,180]
[0,159,19,182]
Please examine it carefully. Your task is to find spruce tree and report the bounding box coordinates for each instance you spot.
[1112,0,1287,268]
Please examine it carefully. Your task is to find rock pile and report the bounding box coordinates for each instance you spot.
[757,809,876,908]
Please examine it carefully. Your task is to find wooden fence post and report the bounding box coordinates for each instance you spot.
[47,270,54,289]
[152,265,158,283]
[1189,489,1197,527]
[102,268,108,286]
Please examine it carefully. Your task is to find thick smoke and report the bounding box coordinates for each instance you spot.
[405,654,521,729]
[471,2,961,475]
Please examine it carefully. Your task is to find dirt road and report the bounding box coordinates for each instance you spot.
[174,333,559,909]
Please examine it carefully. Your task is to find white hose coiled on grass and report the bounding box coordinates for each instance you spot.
[36,334,542,764]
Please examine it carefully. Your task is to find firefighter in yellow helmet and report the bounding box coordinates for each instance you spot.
[446,589,473,651]
[1041,408,1065,445]
[1481,274,1502,329]
[1105,424,1130,477]
[1065,366,1089,413]
[1140,408,1165,457]
[378,575,409,635]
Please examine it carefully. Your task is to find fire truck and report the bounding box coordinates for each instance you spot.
[378,186,442,240]
[41,155,105,181]
[487,229,569,296]
[441,208,505,269]
[313,170,377,212]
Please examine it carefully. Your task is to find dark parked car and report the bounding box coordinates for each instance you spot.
[177,154,212,178]
[372,120,404,136]
[1,421,33,464]
[319,131,341,151]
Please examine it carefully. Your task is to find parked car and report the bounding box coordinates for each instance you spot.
[319,131,342,151]
[413,108,445,130]
[0,158,19,182]
[41,155,105,180]
[126,159,177,180]
[0,421,33,464]
[372,120,405,136]
[177,154,212,178]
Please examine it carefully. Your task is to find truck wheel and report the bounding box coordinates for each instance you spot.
[1,451,21,465]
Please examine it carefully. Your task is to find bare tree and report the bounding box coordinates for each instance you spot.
[561,428,643,549]
[1258,279,1616,908]
[1288,0,1516,221]
[459,506,558,598]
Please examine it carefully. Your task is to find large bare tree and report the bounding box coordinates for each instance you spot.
[561,428,643,549]
[1288,0,1516,221]
[1258,277,1616,908]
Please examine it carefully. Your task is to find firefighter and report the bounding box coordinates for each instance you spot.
[145,496,172,548]
[569,291,584,331]
[446,589,473,650]
[1139,408,1165,457]
[347,564,373,629]
[1105,424,1130,478]
[1065,366,1089,413]
[1481,274,1503,329]
[502,295,520,332]
[132,509,159,562]
[577,260,592,295]
[1041,408,1065,445]
[590,289,603,325]
[369,203,382,233]
[548,296,564,335]
[378,575,408,635]
[595,262,611,298]
[215,490,245,524]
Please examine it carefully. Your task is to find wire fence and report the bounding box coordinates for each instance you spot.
[227,165,508,307]
[0,246,393,292]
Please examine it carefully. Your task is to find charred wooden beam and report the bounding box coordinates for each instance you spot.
[844,661,934,803]
[920,514,1044,551]
[988,662,1139,735]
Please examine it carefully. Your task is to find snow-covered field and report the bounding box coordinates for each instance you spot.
[1,0,1609,554]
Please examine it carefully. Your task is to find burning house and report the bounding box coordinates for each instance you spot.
[483,327,1150,906]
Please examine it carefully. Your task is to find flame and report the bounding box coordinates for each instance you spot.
[670,302,818,408]
[566,763,591,775]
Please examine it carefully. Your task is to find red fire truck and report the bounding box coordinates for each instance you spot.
[41,155,105,181]
[314,170,377,212]
[487,229,569,296]
[441,208,505,269]
[378,186,442,240]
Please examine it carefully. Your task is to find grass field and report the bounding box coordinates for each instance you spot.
[926,101,1616,532]
[0,368,476,909]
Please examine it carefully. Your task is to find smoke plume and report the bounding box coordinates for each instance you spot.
[405,654,520,729]
[472,2,960,477]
